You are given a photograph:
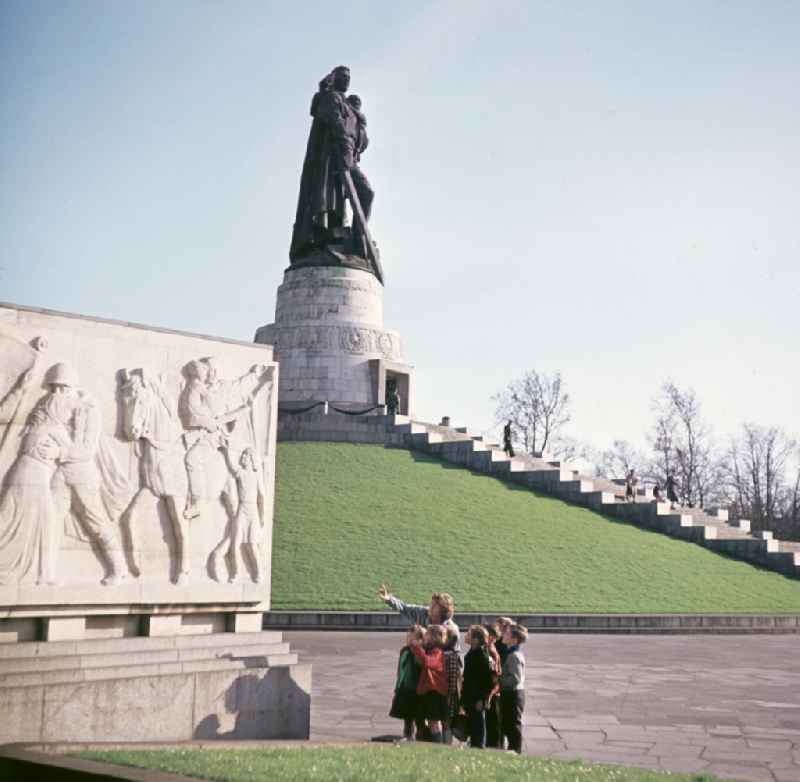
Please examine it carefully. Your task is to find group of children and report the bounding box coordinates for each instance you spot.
[378,585,528,753]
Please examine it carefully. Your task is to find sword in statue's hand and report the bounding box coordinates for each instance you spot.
[341,168,384,285]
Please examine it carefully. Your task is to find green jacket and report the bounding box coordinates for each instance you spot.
[395,646,421,691]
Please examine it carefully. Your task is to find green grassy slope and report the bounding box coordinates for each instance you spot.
[271,443,800,612]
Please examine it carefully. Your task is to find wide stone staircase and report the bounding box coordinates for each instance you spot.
[0,630,311,743]
[278,412,800,580]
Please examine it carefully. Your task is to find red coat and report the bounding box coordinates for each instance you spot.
[412,644,448,696]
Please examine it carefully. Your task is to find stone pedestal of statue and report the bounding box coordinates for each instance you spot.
[255,264,414,416]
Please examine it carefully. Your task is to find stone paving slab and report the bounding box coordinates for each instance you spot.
[287,631,800,782]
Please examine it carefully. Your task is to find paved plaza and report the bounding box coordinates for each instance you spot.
[286,631,800,782]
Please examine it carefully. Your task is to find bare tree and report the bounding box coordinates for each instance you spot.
[596,439,646,480]
[788,459,800,539]
[648,381,721,508]
[493,370,570,455]
[549,434,593,463]
[725,424,797,536]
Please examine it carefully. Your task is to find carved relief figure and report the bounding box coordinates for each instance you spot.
[377,332,395,359]
[0,367,60,585]
[180,359,223,521]
[179,359,269,521]
[218,447,266,583]
[340,327,371,353]
[23,363,128,586]
[0,370,33,423]
[120,369,191,584]
[0,334,47,460]
[206,362,274,583]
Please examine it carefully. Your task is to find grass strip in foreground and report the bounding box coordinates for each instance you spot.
[76,744,728,781]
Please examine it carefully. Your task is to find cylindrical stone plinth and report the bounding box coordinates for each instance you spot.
[255,266,406,409]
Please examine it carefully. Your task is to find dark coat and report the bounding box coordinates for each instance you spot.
[462,647,494,706]
[290,89,359,260]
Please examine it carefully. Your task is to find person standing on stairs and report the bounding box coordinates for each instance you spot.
[653,482,663,503]
[666,472,680,509]
[625,469,638,502]
[386,382,400,415]
[503,421,515,458]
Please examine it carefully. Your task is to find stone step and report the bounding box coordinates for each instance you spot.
[506,470,538,487]
[703,536,800,576]
[709,527,753,540]
[553,478,594,496]
[525,468,573,486]
[0,629,283,660]
[679,517,730,528]
[0,653,299,688]
[766,550,800,573]
[434,439,481,466]
[0,641,292,675]
[392,421,427,435]
[468,449,510,470]
[623,509,720,542]
[585,491,617,508]
[491,459,528,475]
[410,431,442,446]
[546,461,580,475]
[421,425,475,443]
[730,518,751,533]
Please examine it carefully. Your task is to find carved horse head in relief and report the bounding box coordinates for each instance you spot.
[119,369,183,450]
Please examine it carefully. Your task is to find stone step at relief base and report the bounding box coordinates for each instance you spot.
[0,653,301,688]
[0,629,286,659]
[0,640,292,674]
[276,411,800,579]
[0,629,311,744]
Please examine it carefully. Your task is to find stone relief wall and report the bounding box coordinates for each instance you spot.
[0,305,277,608]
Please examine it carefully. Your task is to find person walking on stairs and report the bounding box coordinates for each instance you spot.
[625,469,638,503]
[652,482,663,503]
[666,472,680,510]
[503,421,515,458]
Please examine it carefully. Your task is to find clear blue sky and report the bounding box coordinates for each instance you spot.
[2,1,798,451]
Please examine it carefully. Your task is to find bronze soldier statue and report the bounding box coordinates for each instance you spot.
[289,66,382,281]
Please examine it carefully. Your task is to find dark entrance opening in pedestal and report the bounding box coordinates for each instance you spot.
[385,371,409,416]
[369,358,414,417]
